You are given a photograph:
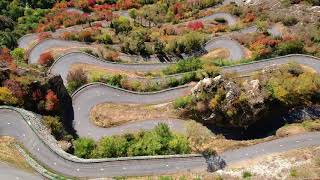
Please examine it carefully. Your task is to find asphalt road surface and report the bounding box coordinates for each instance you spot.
[1,109,319,178]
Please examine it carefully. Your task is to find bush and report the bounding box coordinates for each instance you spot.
[96,33,112,44]
[67,69,88,93]
[43,116,63,139]
[173,96,193,109]
[0,31,17,49]
[275,40,304,56]
[73,137,95,158]
[187,21,204,31]
[242,171,252,178]
[282,16,298,26]
[177,32,207,54]
[79,30,94,43]
[163,58,203,75]
[73,123,191,158]
[45,90,59,111]
[110,17,132,34]
[214,18,227,24]
[11,48,25,65]
[38,52,54,67]
[0,87,18,105]
[92,136,128,158]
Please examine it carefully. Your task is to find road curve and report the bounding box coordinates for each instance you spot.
[1,108,320,178]
[72,83,192,139]
[204,37,245,61]
[70,54,320,140]
[198,12,238,26]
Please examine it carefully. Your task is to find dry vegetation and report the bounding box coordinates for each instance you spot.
[70,64,142,79]
[90,103,179,128]
[0,137,32,172]
[202,48,230,60]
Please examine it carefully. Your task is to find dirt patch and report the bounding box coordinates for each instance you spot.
[0,136,32,172]
[70,64,142,78]
[202,48,230,60]
[90,103,180,128]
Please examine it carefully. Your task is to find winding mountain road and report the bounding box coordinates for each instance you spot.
[1,108,319,178]
[68,54,320,140]
[7,2,320,178]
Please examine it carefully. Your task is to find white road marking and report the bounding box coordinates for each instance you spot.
[296,140,300,143]
[122,167,126,170]
[16,177,19,180]
[76,168,80,172]
[37,148,40,151]
[166,164,169,167]
[100,168,104,171]
[245,153,249,156]
[308,138,313,141]
[22,134,25,137]
[262,149,265,152]
[279,145,283,147]
[7,122,10,125]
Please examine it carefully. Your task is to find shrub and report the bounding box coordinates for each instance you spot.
[45,90,59,111]
[92,136,129,158]
[10,48,25,65]
[173,96,193,109]
[187,21,204,31]
[0,87,18,105]
[242,171,252,178]
[73,137,95,158]
[38,52,54,67]
[177,32,207,54]
[43,116,63,139]
[79,30,94,42]
[275,40,304,56]
[96,33,112,44]
[282,16,298,26]
[67,69,88,93]
[73,123,191,158]
[214,18,226,24]
[163,58,203,75]
[110,17,132,34]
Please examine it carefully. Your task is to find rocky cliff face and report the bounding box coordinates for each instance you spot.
[48,75,77,137]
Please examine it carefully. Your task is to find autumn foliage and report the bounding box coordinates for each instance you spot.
[38,52,54,67]
[45,89,59,111]
[187,21,204,31]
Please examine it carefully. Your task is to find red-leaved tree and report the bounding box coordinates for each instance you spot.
[39,52,54,67]
[45,90,59,111]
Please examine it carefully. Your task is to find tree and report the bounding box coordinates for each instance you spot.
[38,51,54,67]
[92,136,128,158]
[128,8,137,22]
[11,48,25,65]
[275,40,304,56]
[67,69,88,93]
[73,138,95,158]
[0,15,14,31]
[0,31,17,49]
[110,17,132,34]
[43,116,63,139]
[45,89,59,111]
